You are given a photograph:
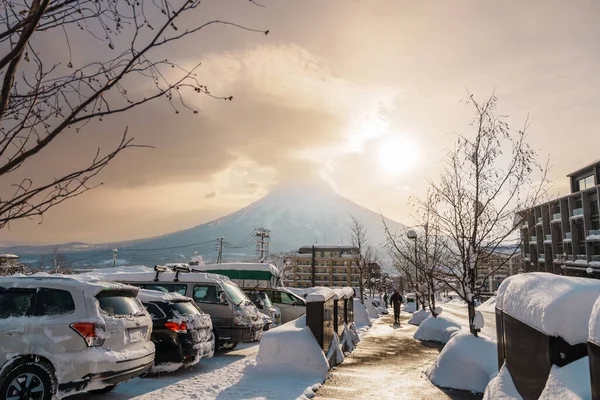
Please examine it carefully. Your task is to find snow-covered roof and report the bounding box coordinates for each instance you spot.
[0,275,137,296]
[0,254,19,259]
[497,272,600,345]
[305,287,335,302]
[202,263,280,277]
[76,265,231,285]
[137,288,191,303]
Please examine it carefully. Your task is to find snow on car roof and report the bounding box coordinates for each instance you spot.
[77,265,232,285]
[0,274,137,296]
[497,272,600,345]
[137,288,191,303]
[201,262,281,276]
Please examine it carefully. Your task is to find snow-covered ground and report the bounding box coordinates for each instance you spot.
[68,343,319,400]
[440,302,497,340]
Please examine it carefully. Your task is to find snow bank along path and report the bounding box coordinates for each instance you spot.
[414,315,461,344]
[496,272,600,345]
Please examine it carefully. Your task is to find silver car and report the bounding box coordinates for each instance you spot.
[0,276,155,399]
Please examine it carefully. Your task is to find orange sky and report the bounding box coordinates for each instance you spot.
[1,0,598,245]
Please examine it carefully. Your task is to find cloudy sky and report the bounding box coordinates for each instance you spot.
[2,0,599,245]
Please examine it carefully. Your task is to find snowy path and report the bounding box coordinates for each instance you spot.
[67,342,319,400]
[441,304,497,340]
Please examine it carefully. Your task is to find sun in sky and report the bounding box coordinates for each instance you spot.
[378,134,419,175]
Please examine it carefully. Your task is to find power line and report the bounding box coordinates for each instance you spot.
[119,239,217,252]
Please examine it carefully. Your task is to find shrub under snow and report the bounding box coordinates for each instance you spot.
[353,298,372,329]
[483,364,522,400]
[538,357,591,400]
[408,309,430,326]
[414,315,461,343]
[426,331,497,393]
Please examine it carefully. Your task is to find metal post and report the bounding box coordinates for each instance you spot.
[311,245,316,287]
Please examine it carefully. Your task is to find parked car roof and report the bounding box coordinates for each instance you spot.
[77,265,232,285]
[0,274,138,296]
[137,288,192,303]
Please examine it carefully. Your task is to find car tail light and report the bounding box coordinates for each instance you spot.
[70,322,105,347]
[165,321,187,333]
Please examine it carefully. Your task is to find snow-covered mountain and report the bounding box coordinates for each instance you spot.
[12,184,407,267]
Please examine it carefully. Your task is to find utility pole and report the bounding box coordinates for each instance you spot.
[255,228,271,262]
[311,245,316,287]
[216,238,224,264]
[112,248,118,268]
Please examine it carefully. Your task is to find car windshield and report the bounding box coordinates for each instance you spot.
[171,301,200,316]
[222,283,248,306]
[258,292,273,308]
[96,291,145,317]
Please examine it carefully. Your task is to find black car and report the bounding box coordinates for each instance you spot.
[138,289,214,371]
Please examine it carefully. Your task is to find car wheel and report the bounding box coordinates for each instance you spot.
[0,362,55,400]
[90,384,117,394]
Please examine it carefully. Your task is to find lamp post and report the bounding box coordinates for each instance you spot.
[407,230,419,310]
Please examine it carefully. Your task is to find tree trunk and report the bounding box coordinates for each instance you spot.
[467,300,478,337]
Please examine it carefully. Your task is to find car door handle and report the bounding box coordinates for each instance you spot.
[6,328,25,335]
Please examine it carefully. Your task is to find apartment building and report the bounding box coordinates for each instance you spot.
[283,245,362,288]
[518,160,600,278]
[476,251,521,293]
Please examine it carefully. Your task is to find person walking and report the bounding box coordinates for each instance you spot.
[390,290,403,324]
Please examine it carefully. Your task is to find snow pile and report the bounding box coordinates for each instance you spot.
[256,315,329,381]
[340,322,358,352]
[496,272,600,345]
[326,332,344,366]
[365,297,380,319]
[306,287,335,302]
[483,364,523,400]
[408,309,430,326]
[426,331,497,393]
[414,315,461,343]
[353,298,372,329]
[478,296,497,313]
[403,301,417,313]
[589,295,600,344]
[539,357,591,400]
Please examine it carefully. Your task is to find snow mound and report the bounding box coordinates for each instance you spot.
[326,332,344,366]
[496,272,600,345]
[376,306,388,314]
[256,315,329,381]
[365,298,380,319]
[483,364,523,400]
[427,331,497,393]
[353,298,372,328]
[403,302,417,313]
[408,309,430,326]
[414,315,461,343]
[539,357,591,400]
[590,296,600,344]
[478,296,497,313]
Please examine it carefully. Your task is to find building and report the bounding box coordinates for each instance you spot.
[0,254,19,268]
[518,159,600,278]
[476,251,522,293]
[283,245,361,288]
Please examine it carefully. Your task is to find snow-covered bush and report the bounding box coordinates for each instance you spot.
[414,315,461,343]
[353,298,372,329]
[426,331,497,393]
[538,357,591,400]
[483,364,522,400]
[408,309,429,326]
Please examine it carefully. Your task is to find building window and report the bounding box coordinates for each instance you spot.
[577,175,595,191]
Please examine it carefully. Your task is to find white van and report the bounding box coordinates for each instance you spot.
[201,263,306,324]
[79,265,263,350]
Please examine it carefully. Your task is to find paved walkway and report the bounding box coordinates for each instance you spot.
[316,312,483,400]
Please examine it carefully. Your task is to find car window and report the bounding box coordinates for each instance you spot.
[33,288,75,316]
[279,292,297,305]
[143,303,166,320]
[193,284,219,304]
[96,291,145,317]
[222,283,247,305]
[0,290,34,318]
[171,301,200,316]
[139,284,187,296]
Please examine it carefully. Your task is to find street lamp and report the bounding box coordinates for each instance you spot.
[407,230,419,310]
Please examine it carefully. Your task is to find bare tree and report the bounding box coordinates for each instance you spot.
[364,245,380,298]
[426,92,549,335]
[269,252,296,282]
[383,190,450,317]
[0,0,268,229]
[51,245,72,274]
[350,215,373,304]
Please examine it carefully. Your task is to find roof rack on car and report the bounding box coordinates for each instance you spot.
[191,267,206,273]
[153,265,167,282]
[171,264,190,282]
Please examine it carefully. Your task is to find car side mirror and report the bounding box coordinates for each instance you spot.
[218,292,228,305]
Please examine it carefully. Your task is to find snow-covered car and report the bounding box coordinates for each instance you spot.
[137,289,214,372]
[0,276,155,399]
[261,313,273,331]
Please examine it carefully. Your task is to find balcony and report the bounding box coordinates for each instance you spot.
[530,235,538,242]
[536,217,543,226]
[576,254,587,261]
[564,232,572,241]
[551,213,562,223]
[587,229,600,241]
[571,208,584,219]
[591,255,600,262]
[539,254,546,262]
[544,234,552,243]
[521,221,529,229]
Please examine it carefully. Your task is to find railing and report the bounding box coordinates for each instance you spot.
[591,255,600,262]
[565,232,572,240]
[552,213,561,221]
[589,229,600,236]
[566,255,575,261]
[576,254,587,261]
[545,234,552,241]
[539,254,546,261]
[572,208,584,217]
[530,235,538,242]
